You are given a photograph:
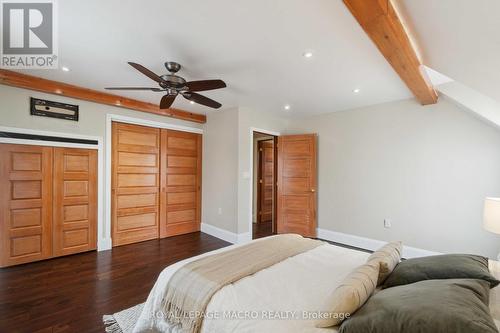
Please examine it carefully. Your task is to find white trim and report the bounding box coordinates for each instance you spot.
[201,223,237,244]
[104,114,203,251]
[97,237,112,251]
[248,127,280,238]
[0,126,109,252]
[0,138,97,149]
[106,114,203,134]
[0,125,102,141]
[201,223,251,245]
[317,228,442,259]
[250,127,280,137]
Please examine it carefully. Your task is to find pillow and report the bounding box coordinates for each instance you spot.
[366,241,402,285]
[383,254,500,289]
[339,279,498,333]
[316,262,379,328]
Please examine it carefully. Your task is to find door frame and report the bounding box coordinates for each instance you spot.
[105,114,203,249]
[0,125,105,249]
[256,139,274,224]
[249,127,280,240]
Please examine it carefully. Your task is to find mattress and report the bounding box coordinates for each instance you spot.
[133,240,370,332]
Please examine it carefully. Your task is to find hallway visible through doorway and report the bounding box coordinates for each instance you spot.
[252,132,277,239]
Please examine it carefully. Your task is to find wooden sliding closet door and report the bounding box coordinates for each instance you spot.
[53,148,97,256]
[0,144,53,267]
[112,123,160,246]
[160,130,202,237]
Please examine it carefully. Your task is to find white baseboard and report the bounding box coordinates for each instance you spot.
[98,237,112,251]
[317,228,441,259]
[201,223,250,244]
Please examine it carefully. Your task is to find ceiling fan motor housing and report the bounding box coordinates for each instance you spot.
[161,74,187,89]
[165,61,181,73]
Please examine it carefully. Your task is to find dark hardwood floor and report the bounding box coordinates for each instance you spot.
[252,220,274,239]
[0,232,230,333]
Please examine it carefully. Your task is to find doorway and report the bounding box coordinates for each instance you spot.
[252,131,277,239]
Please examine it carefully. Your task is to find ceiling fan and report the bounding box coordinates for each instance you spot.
[106,61,226,109]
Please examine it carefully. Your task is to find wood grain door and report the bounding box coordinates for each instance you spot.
[160,129,202,238]
[112,123,160,246]
[277,134,317,237]
[53,148,97,256]
[258,140,274,223]
[0,144,53,267]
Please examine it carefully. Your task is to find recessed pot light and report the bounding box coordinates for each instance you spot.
[284,104,291,111]
[353,88,360,93]
[61,66,70,72]
[303,51,314,58]
[190,101,195,104]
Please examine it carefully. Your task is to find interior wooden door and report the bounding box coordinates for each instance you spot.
[112,123,160,246]
[277,134,317,237]
[258,140,274,223]
[0,144,53,267]
[53,148,97,256]
[160,129,202,238]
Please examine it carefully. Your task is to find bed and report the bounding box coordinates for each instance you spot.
[133,236,500,333]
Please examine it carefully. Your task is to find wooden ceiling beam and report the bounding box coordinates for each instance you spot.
[0,69,207,123]
[343,0,438,105]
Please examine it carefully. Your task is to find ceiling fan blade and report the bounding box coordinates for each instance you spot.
[105,87,163,91]
[128,62,164,83]
[185,79,226,92]
[183,92,222,109]
[160,95,176,109]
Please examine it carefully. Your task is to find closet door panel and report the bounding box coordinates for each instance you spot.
[112,123,160,246]
[53,148,97,256]
[0,144,53,267]
[160,130,202,238]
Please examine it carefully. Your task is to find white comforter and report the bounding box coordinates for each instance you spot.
[133,240,370,333]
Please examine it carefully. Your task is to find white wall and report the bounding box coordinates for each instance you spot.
[288,97,500,258]
[202,108,239,233]
[201,107,288,240]
[237,107,288,238]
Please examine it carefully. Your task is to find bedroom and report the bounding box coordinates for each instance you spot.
[1,0,500,332]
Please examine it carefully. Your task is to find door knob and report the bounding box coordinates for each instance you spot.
[311,189,315,193]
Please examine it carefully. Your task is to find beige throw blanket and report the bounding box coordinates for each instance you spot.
[161,234,323,332]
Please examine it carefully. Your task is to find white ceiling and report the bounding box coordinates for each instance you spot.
[399,0,500,104]
[19,0,413,117]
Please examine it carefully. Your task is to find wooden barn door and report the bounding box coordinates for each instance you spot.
[53,148,97,256]
[277,134,317,237]
[160,129,202,238]
[112,123,160,246]
[0,144,53,267]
